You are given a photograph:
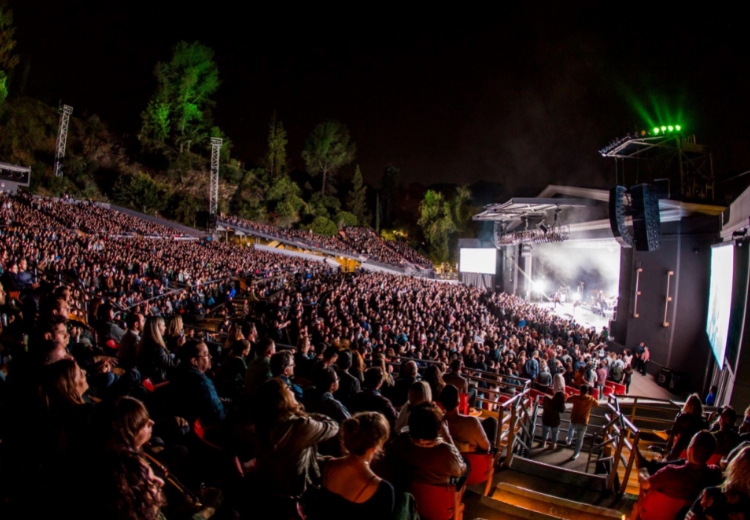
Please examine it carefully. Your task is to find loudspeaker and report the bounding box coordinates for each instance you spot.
[609,186,634,248]
[631,184,662,252]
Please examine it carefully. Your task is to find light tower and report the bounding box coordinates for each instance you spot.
[209,137,222,215]
[54,104,74,177]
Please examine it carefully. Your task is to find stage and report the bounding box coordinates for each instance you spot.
[536,301,610,331]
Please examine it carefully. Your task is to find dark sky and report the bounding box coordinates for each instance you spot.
[9,1,750,195]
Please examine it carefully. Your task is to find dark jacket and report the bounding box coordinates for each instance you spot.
[137,339,178,383]
[349,388,398,425]
[170,367,226,426]
[542,392,566,428]
[305,389,351,423]
[334,369,361,407]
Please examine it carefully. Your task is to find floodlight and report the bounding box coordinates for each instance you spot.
[668,125,674,132]
[675,125,681,131]
[653,127,660,134]
[661,126,667,132]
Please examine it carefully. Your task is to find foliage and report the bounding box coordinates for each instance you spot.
[307,216,339,236]
[417,189,458,263]
[265,112,288,180]
[267,174,305,228]
[305,192,341,220]
[346,165,367,225]
[139,41,220,153]
[113,172,166,214]
[0,6,19,108]
[301,120,356,195]
[450,184,474,236]
[334,210,358,229]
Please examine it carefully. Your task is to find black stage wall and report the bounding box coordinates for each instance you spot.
[613,215,721,394]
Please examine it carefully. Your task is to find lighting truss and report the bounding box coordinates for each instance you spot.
[209,137,222,215]
[493,221,570,246]
[54,105,74,177]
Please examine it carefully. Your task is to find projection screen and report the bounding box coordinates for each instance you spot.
[459,248,497,275]
[706,244,734,370]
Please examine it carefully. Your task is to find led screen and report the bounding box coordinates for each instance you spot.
[706,245,734,369]
[459,248,497,275]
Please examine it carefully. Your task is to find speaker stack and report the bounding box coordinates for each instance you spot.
[630,184,662,252]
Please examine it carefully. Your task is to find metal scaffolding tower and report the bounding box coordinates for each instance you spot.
[209,137,222,215]
[54,104,74,177]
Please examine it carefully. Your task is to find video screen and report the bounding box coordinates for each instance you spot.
[459,248,497,275]
[706,245,734,370]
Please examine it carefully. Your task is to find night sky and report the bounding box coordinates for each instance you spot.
[9,1,750,196]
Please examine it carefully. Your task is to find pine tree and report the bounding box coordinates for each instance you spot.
[346,165,367,225]
[301,120,356,195]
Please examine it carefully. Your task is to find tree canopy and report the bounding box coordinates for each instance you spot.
[346,165,367,225]
[301,120,356,195]
[139,41,220,153]
[0,6,19,108]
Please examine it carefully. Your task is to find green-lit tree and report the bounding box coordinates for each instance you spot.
[346,165,367,225]
[113,172,166,214]
[139,41,220,153]
[451,184,473,236]
[417,189,457,263]
[0,6,19,108]
[301,120,356,195]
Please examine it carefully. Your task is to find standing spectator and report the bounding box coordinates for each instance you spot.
[640,346,650,375]
[118,313,144,371]
[540,374,566,449]
[565,385,598,460]
[595,362,608,399]
[705,385,718,407]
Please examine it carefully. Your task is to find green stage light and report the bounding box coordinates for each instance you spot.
[653,127,660,134]
[668,125,674,131]
[675,125,681,131]
[661,126,667,132]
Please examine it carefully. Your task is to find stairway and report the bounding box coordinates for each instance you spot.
[480,483,624,520]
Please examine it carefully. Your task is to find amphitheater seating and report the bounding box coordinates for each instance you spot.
[463,452,495,496]
[409,481,464,520]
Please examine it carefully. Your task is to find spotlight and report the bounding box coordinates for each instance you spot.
[675,125,681,131]
[668,125,674,132]
[661,126,667,132]
[653,127,660,134]
[532,280,546,293]
[572,292,582,301]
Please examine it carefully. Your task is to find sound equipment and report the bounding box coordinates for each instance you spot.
[631,184,662,252]
[609,186,634,248]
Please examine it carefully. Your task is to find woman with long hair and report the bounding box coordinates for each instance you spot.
[667,393,708,460]
[164,315,186,353]
[349,350,365,384]
[254,378,339,519]
[395,381,432,434]
[423,364,446,399]
[540,373,566,449]
[686,446,750,519]
[137,316,178,383]
[306,412,395,520]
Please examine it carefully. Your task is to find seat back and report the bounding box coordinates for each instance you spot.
[638,490,690,520]
[459,393,470,415]
[410,481,460,520]
[463,452,494,495]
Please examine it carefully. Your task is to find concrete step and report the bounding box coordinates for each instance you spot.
[481,483,624,520]
[510,457,608,492]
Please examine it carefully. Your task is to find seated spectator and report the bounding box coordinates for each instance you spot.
[170,341,226,427]
[245,337,275,397]
[253,378,339,519]
[443,358,468,394]
[271,349,304,402]
[423,364,447,400]
[667,394,708,461]
[216,339,250,402]
[334,350,361,407]
[439,384,495,453]
[137,316,178,384]
[395,381,432,434]
[385,401,466,488]
[118,312,144,371]
[387,360,418,408]
[349,367,398,426]
[633,430,722,520]
[97,302,126,345]
[686,446,750,520]
[306,412,395,520]
[711,406,741,459]
[304,366,350,423]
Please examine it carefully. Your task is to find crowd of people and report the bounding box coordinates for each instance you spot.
[219,215,432,271]
[0,192,747,520]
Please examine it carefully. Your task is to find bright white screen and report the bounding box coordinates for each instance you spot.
[706,245,734,369]
[460,248,497,275]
